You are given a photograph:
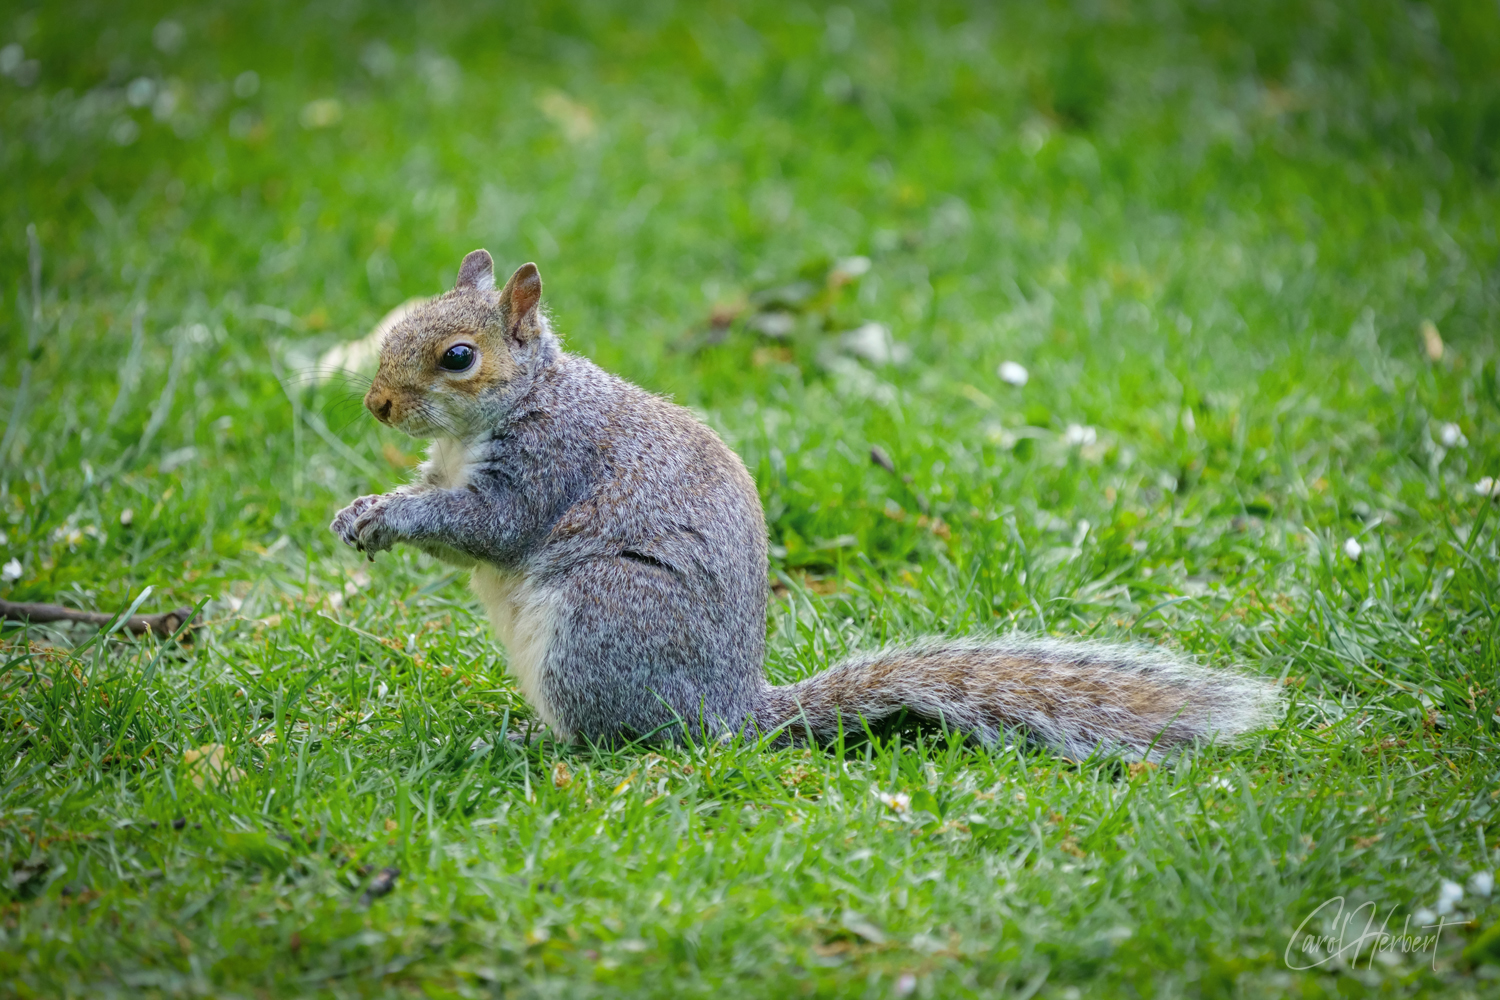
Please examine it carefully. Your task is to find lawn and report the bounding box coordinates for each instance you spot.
[2,0,1499,996]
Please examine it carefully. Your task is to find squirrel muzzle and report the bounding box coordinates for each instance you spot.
[364,386,396,424]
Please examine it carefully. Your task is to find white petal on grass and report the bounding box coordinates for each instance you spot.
[1437,422,1467,448]
[748,311,795,338]
[831,255,871,281]
[998,361,1029,386]
[1063,423,1097,447]
[1474,477,1500,498]
[839,322,910,366]
[1435,879,1464,915]
[1343,538,1363,561]
[1,558,21,582]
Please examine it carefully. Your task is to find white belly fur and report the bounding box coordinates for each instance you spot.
[425,437,563,732]
[424,436,475,490]
[470,564,563,733]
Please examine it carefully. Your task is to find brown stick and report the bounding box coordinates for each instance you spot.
[0,600,199,638]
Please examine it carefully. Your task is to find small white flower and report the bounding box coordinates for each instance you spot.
[376,681,389,699]
[1435,879,1464,915]
[748,311,795,338]
[1437,422,1467,449]
[876,790,911,814]
[1063,423,1097,447]
[894,972,918,997]
[1475,477,1500,498]
[1,558,20,583]
[832,255,871,280]
[119,508,134,526]
[1468,871,1494,898]
[1413,907,1437,926]
[998,361,1029,386]
[1342,538,1363,561]
[839,322,909,366]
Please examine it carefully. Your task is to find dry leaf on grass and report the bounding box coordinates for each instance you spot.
[183,744,245,789]
[1420,319,1444,361]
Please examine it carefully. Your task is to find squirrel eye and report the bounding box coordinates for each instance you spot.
[439,344,476,372]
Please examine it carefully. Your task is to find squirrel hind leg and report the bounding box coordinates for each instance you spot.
[534,557,766,746]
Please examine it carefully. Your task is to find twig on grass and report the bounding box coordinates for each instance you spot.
[0,599,199,638]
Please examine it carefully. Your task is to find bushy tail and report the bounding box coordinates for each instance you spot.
[759,637,1281,761]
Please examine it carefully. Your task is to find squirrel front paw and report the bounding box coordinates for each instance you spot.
[331,494,394,554]
[352,500,401,555]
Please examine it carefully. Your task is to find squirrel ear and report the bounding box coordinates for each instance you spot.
[455,249,496,292]
[499,262,543,343]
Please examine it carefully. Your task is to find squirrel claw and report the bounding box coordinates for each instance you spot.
[333,493,392,552]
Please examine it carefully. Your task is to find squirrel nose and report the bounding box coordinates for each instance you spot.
[365,389,394,423]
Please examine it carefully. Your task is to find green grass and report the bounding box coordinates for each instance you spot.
[3,0,1500,996]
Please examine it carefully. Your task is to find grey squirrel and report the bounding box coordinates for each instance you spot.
[331,250,1280,759]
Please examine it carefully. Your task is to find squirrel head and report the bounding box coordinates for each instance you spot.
[364,249,549,438]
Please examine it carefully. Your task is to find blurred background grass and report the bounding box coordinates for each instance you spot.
[1,0,1498,605]
[2,1,1499,997]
